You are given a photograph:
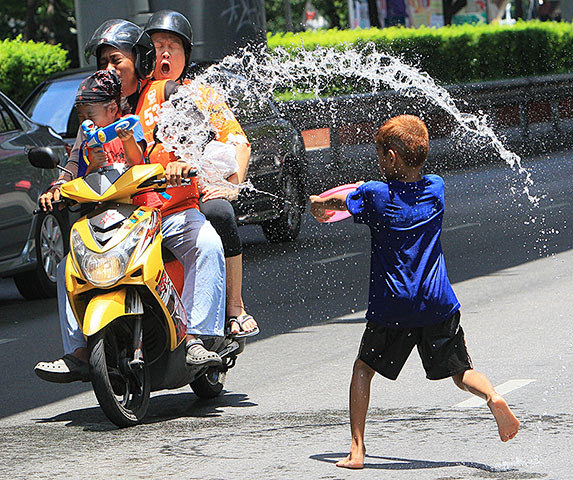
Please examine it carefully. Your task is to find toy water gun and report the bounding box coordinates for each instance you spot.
[81,114,140,148]
[80,115,140,173]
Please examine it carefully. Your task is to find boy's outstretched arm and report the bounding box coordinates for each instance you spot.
[309,193,349,222]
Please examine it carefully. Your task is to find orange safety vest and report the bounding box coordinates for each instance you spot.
[136,80,199,217]
[182,80,249,146]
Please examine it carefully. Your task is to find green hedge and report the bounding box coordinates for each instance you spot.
[0,37,69,105]
[268,21,573,92]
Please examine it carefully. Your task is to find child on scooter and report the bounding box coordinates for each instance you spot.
[74,69,146,176]
[309,115,520,469]
[39,70,146,212]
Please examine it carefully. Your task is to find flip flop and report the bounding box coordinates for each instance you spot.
[229,314,260,338]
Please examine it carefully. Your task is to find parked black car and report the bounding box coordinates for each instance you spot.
[0,90,68,299]
[22,69,308,243]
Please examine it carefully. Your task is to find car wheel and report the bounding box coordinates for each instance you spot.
[261,169,304,243]
[14,210,68,300]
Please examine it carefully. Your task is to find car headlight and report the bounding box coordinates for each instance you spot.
[71,219,149,287]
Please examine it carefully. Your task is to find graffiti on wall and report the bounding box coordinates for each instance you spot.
[221,0,265,32]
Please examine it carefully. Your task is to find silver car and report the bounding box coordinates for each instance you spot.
[0,91,67,299]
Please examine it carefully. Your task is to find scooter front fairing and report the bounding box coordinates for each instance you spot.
[61,164,188,352]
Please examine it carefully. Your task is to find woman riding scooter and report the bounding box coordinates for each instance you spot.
[35,19,226,382]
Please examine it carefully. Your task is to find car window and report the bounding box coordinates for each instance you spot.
[23,77,83,137]
[67,106,80,138]
[0,101,18,133]
[231,92,277,125]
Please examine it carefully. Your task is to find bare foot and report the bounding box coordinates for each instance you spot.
[336,446,365,469]
[488,394,520,441]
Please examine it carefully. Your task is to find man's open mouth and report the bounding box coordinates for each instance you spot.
[161,61,171,75]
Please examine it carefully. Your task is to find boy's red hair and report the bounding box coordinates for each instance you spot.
[375,115,429,167]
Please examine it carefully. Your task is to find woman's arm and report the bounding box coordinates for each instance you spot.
[39,128,83,211]
[235,143,251,184]
[61,129,82,181]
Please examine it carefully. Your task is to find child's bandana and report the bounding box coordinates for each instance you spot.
[75,70,122,105]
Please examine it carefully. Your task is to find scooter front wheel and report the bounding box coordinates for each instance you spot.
[88,325,150,427]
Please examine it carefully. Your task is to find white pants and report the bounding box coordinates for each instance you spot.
[59,208,226,355]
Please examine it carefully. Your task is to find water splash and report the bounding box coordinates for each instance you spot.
[157,43,539,205]
[155,90,296,205]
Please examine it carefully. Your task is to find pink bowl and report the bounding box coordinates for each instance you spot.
[318,183,360,223]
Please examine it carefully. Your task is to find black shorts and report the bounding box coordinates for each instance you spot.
[358,310,473,381]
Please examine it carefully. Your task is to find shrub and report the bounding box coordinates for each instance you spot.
[267,21,573,94]
[0,36,69,105]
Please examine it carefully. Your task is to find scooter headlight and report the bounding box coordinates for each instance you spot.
[71,219,149,287]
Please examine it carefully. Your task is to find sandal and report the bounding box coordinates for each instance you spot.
[229,314,260,338]
[34,354,89,383]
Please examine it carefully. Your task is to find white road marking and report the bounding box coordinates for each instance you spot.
[334,309,368,321]
[454,379,536,407]
[0,338,17,346]
[539,202,569,211]
[313,252,363,265]
[443,222,481,233]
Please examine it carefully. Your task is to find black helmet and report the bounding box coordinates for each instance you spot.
[144,10,193,78]
[85,19,156,80]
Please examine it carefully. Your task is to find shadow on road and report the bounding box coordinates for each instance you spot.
[34,391,257,430]
[310,452,523,474]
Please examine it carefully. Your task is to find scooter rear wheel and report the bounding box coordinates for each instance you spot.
[89,325,150,427]
[190,368,226,399]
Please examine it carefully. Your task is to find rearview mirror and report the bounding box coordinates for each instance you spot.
[27,147,59,169]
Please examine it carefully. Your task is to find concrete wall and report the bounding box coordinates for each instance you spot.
[280,73,573,192]
[74,0,266,67]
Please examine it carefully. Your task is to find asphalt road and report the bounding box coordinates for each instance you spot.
[0,151,571,479]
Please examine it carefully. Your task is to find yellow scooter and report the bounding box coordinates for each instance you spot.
[28,147,243,427]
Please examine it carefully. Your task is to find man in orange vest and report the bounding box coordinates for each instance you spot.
[144,9,259,338]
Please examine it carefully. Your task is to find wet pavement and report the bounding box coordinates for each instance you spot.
[1,152,572,479]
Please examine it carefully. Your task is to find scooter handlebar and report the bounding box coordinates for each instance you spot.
[33,198,69,215]
[138,169,197,188]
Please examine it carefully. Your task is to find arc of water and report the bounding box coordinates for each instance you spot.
[157,43,540,206]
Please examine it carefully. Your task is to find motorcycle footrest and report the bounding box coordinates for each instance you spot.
[218,340,240,359]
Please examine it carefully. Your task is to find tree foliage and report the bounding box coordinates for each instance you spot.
[268,21,573,95]
[0,0,77,66]
[265,0,348,32]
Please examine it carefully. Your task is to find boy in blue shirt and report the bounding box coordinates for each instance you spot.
[309,115,520,469]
